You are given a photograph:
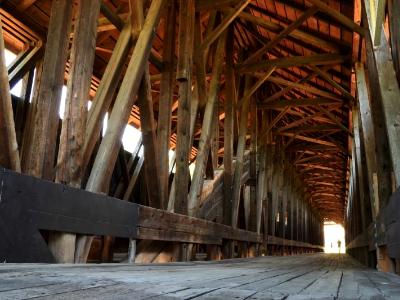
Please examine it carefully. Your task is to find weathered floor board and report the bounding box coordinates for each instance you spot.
[0,254,399,299]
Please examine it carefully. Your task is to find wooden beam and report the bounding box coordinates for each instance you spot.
[309,65,354,101]
[243,6,319,65]
[237,66,275,108]
[266,76,343,101]
[56,0,100,188]
[157,2,176,210]
[258,97,339,108]
[277,132,338,147]
[316,105,352,137]
[174,0,195,214]
[306,0,365,35]
[238,53,350,73]
[188,32,227,217]
[84,22,132,168]
[130,0,162,210]
[200,0,251,51]
[223,26,235,228]
[0,21,21,172]
[226,9,340,52]
[51,0,100,264]
[16,0,38,10]
[371,30,400,188]
[352,107,367,229]
[263,69,320,103]
[232,76,251,228]
[8,44,43,89]
[278,124,341,133]
[137,70,161,209]
[355,63,378,218]
[195,0,238,10]
[365,0,386,45]
[100,3,124,31]
[24,0,72,180]
[76,0,166,263]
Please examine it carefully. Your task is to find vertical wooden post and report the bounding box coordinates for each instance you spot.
[130,0,162,208]
[363,13,396,209]
[256,114,267,235]
[20,59,43,171]
[355,63,378,215]
[75,0,166,263]
[223,26,235,227]
[370,32,400,188]
[56,0,100,187]
[137,70,161,208]
[352,106,367,229]
[157,2,176,210]
[188,31,227,217]
[49,0,100,263]
[0,21,21,172]
[231,76,251,228]
[249,101,257,232]
[174,0,195,215]
[222,30,235,257]
[84,0,165,195]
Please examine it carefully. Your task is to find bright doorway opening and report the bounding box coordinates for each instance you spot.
[324,221,345,253]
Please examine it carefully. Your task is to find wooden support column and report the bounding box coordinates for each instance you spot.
[270,152,279,236]
[157,2,176,210]
[363,18,393,210]
[20,60,43,170]
[231,76,251,228]
[256,115,267,235]
[24,0,72,180]
[174,0,195,215]
[200,0,251,51]
[249,101,257,232]
[352,106,367,229]
[221,23,235,261]
[355,62,380,218]
[188,32,227,217]
[84,22,133,167]
[75,0,165,263]
[137,70,161,208]
[278,157,286,239]
[223,26,235,227]
[288,169,294,242]
[369,30,400,188]
[0,21,21,172]
[132,0,162,209]
[49,0,100,263]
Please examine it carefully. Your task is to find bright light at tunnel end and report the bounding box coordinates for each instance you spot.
[324,221,346,254]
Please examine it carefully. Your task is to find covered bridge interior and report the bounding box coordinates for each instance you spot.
[1,0,400,298]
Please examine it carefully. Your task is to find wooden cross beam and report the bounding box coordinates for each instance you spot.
[258,97,339,109]
[265,76,343,101]
[236,66,275,108]
[242,5,319,65]
[238,53,351,73]
[277,132,338,147]
[229,8,341,52]
[200,0,251,51]
[306,0,365,35]
[316,105,352,137]
[309,65,354,101]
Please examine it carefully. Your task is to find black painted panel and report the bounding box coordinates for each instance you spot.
[0,168,138,262]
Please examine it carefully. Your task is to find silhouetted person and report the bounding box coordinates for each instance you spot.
[337,240,342,254]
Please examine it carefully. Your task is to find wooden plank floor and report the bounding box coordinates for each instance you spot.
[0,254,399,299]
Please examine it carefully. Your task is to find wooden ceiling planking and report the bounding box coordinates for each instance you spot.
[1,0,357,222]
